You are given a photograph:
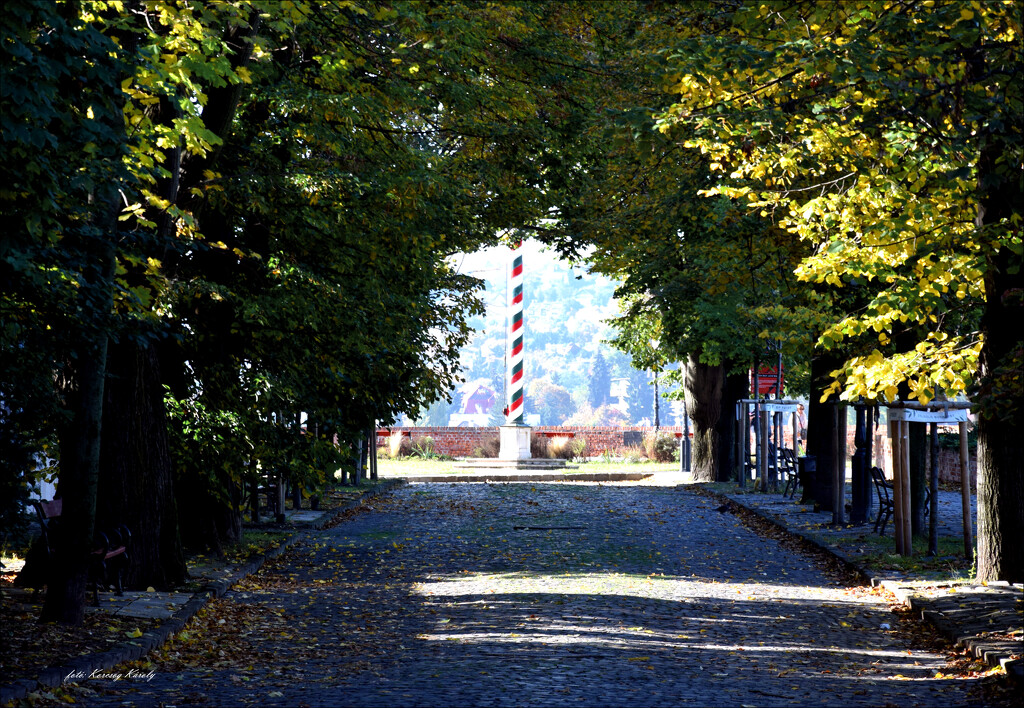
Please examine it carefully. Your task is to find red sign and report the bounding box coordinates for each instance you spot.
[751,365,783,396]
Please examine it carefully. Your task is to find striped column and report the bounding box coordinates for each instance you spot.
[506,241,525,425]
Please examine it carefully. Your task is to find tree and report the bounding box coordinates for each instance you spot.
[492,2,820,482]
[531,379,574,425]
[656,0,1022,581]
[625,368,652,424]
[5,0,633,620]
[587,351,612,409]
[2,0,142,623]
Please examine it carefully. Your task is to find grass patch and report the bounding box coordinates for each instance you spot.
[376,457,460,475]
[376,457,681,476]
[570,460,679,474]
[852,533,974,579]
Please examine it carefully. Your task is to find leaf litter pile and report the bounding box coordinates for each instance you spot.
[0,593,159,687]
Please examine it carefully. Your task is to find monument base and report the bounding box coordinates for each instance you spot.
[499,424,532,460]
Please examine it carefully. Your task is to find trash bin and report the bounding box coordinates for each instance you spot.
[807,455,834,512]
[797,456,816,505]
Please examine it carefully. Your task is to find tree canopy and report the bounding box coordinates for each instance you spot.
[3,0,1021,617]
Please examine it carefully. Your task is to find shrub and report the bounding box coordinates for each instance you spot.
[621,445,644,464]
[387,432,411,458]
[570,437,588,461]
[531,435,551,458]
[644,432,678,463]
[472,434,500,458]
[548,436,578,460]
[410,435,437,458]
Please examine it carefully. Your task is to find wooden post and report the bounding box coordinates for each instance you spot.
[900,419,913,554]
[833,405,845,525]
[354,437,364,486]
[736,402,745,487]
[959,421,973,562]
[759,410,769,492]
[928,422,939,556]
[792,409,799,457]
[250,477,260,524]
[773,411,782,491]
[743,402,751,486]
[369,425,378,481]
[890,419,904,554]
[275,471,286,523]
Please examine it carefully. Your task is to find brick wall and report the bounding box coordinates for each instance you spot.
[380,426,976,482]
[377,426,687,458]
[843,432,975,490]
[934,447,978,489]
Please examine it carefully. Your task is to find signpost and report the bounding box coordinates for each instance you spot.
[887,403,972,557]
[737,399,799,492]
[750,365,783,396]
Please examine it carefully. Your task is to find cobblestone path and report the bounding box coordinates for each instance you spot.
[81,482,990,707]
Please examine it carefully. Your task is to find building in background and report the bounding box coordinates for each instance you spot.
[448,379,499,427]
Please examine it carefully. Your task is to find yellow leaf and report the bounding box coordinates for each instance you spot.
[126,628,143,638]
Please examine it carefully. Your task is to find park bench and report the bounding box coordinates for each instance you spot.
[247,473,287,523]
[32,499,131,605]
[778,447,799,498]
[870,467,894,535]
[746,444,799,494]
[869,466,929,536]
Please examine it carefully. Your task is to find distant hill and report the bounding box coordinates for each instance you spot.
[410,241,680,426]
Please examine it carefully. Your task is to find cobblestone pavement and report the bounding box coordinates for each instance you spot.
[75,482,993,707]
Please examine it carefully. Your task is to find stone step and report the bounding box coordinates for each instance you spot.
[453,459,574,470]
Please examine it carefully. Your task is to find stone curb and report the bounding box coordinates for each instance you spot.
[0,479,405,705]
[880,580,1024,683]
[389,472,653,483]
[310,478,405,530]
[706,487,1022,683]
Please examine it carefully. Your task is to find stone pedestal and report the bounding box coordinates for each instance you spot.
[499,424,532,460]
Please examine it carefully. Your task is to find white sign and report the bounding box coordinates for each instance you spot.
[888,408,969,423]
[761,402,798,414]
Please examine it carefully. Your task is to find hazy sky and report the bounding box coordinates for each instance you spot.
[452,239,610,310]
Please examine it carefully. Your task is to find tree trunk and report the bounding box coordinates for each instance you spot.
[175,476,242,556]
[97,340,187,589]
[807,352,842,510]
[973,80,1024,581]
[974,211,1022,579]
[909,422,927,536]
[714,369,748,482]
[685,354,724,482]
[215,484,243,547]
[42,339,108,624]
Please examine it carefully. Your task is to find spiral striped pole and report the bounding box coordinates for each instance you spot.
[506,241,525,425]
